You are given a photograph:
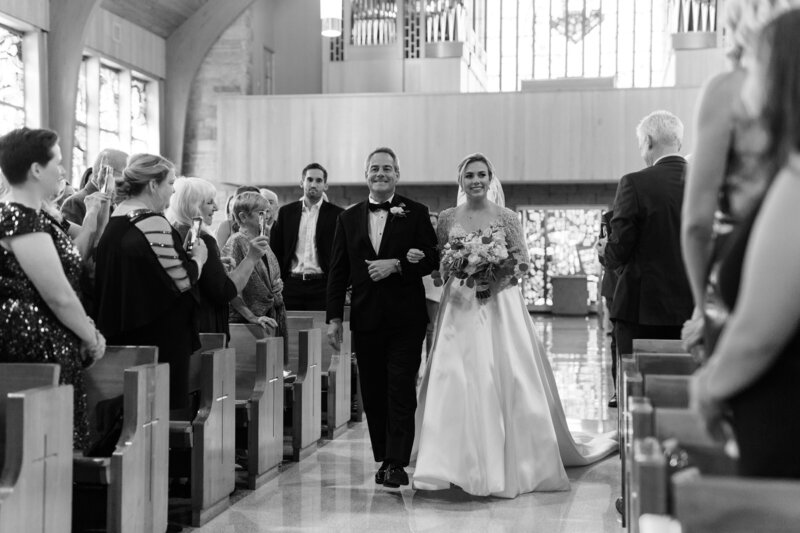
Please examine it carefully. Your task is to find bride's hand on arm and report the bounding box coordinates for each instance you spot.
[406,248,424,263]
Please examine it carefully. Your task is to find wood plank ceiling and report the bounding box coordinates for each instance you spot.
[100,0,210,38]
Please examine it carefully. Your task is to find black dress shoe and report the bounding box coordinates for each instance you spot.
[375,463,389,484]
[608,393,618,408]
[383,466,409,488]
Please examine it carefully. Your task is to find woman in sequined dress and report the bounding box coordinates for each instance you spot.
[0,128,106,450]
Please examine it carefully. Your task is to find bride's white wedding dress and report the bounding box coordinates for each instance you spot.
[412,207,618,498]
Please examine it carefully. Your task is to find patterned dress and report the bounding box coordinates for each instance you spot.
[0,202,89,449]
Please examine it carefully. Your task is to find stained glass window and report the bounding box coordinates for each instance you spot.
[73,59,88,184]
[520,207,602,309]
[0,25,25,134]
[130,77,149,154]
[99,65,121,149]
[484,0,690,92]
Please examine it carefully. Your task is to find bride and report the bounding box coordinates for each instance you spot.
[409,153,617,498]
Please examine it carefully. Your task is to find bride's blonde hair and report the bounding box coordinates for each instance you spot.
[457,153,495,183]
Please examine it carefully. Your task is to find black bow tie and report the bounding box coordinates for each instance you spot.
[368,201,391,212]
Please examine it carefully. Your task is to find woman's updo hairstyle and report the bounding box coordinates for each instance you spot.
[116,153,174,200]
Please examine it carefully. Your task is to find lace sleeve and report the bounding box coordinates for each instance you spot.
[502,208,530,265]
[436,208,455,249]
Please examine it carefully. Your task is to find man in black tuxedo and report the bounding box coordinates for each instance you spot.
[596,209,620,407]
[326,147,438,488]
[603,110,694,359]
[270,163,343,310]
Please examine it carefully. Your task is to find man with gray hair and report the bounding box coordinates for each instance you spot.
[600,110,694,360]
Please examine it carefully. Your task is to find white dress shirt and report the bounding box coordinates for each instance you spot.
[368,194,393,254]
[291,197,324,275]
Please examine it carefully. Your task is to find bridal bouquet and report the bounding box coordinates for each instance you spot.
[431,226,528,301]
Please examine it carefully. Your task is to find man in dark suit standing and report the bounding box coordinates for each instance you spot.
[597,209,620,407]
[603,110,694,359]
[327,147,438,488]
[270,163,343,310]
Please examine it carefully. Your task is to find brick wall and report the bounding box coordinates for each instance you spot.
[182,8,254,177]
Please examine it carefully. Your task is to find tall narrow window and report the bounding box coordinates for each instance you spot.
[0,25,25,133]
[483,0,679,91]
[99,65,121,150]
[130,77,149,154]
[73,59,89,182]
[73,57,159,183]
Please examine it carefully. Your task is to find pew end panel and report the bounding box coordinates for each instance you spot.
[286,317,315,375]
[190,348,236,526]
[75,348,167,533]
[0,383,73,533]
[0,363,60,460]
[108,363,170,533]
[288,328,322,461]
[324,324,352,440]
[247,337,284,489]
[228,324,284,489]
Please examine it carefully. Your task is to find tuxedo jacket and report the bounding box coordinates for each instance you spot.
[269,200,344,278]
[605,155,694,326]
[599,210,619,301]
[326,194,438,332]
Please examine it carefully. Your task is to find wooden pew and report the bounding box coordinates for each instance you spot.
[286,316,314,376]
[628,405,800,533]
[619,347,695,529]
[635,353,698,377]
[169,340,235,527]
[628,406,737,532]
[324,325,352,439]
[73,347,169,533]
[673,470,800,533]
[286,311,363,432]
[0,364,72,533]
[632,338,687,355]
[228,324,284,489]
[287,329,322,461]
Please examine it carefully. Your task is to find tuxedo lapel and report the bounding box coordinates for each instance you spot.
[377,196,403,258]
[359,201,377,259]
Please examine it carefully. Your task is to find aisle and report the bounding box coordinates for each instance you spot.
[190,315,621,533]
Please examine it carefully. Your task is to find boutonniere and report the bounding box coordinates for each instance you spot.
[389,203,409,218]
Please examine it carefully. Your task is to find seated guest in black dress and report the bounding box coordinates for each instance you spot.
[94,154,208,410]
[691,9,800,478]
[166,177,270,337]
[0,127,106,450]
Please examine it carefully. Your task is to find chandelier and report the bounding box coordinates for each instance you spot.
[550,9,604,44]
[320,0,343,37]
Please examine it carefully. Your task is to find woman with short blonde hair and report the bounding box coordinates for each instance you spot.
[167,177,270,337]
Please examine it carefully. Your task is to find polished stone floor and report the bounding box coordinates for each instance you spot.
[190,315,621,533]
